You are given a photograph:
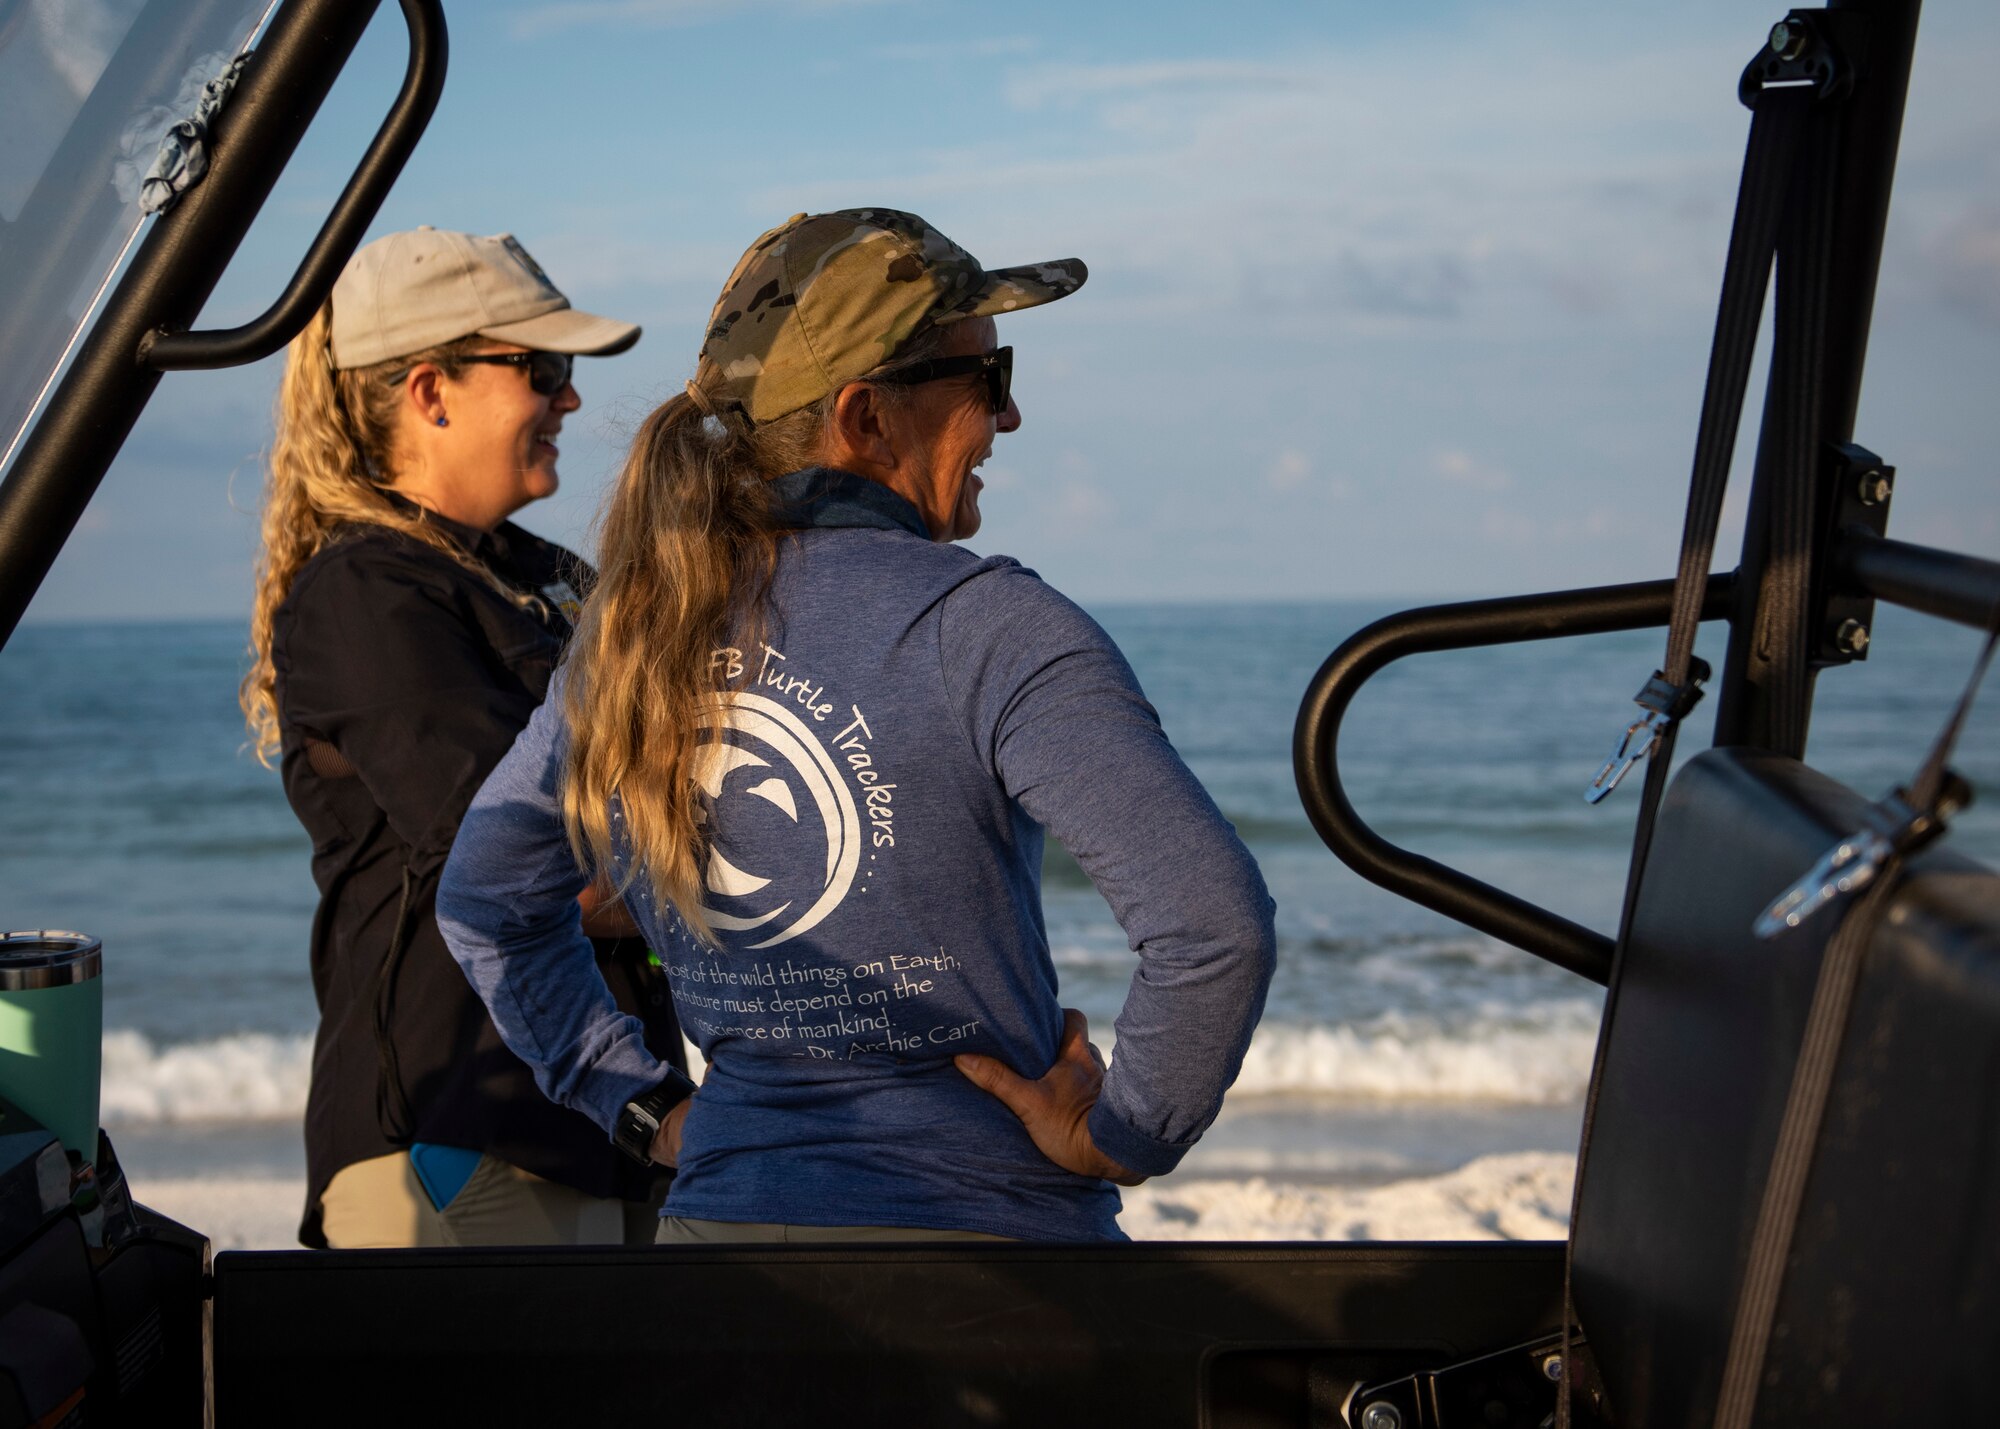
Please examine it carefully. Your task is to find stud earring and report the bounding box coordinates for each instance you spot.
[435,416,448,427]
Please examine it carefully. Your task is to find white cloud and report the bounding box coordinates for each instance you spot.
[1053,483,1112,529]
[36,0,2000,617]
[1036,450,1113,534]
[746,15,1778,341]
[522,233,740,294]
[1479,507,1538,545]
[1003,60,1317,111]
[1435,449,1512,493]
[876,36,1039,63]
[1925,209,2000,325]
[1267,448,1311,491]
[1480,504,1621,548]
[507,0,895,39]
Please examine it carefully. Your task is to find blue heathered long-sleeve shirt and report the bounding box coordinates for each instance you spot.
[437,468,1276,1241]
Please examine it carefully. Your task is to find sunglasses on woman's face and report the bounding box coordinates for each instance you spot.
[873,346,1013,415]
[454,350,575,396]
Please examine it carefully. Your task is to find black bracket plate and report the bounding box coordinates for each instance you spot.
[1739,10,1853,108]
[1344,1333,1609,1429]
[1813,441,1895,667]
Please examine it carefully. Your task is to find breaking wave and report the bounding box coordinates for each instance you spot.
[100,1030,312,1123]
[1222,1003,1600,1103]
[97,1001,1597,1124]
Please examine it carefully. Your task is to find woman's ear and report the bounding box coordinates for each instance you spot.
[404,363,450,428]
[825,383,899,475]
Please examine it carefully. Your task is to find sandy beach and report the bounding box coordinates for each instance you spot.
[112,1095,1581,1251]
[129,1151,1578,1251]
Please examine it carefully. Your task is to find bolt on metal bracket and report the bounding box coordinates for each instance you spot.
[1739,9,1852,108]
[1344,1332,1606,1429]
[1814,442,1895,669]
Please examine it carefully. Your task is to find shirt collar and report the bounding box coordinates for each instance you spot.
[768,467,931,540]
[378,488,512,564]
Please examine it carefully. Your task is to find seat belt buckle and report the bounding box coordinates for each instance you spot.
[1586,712,1667,804]
[1754,826,1897,938]
[1754,777,1969,939]
[1585,660,1710,805]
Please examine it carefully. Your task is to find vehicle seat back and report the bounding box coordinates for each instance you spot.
[1573,745,2000,1427]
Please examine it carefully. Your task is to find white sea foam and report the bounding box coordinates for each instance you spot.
[129,1153,1580,1250]
[1221,1004,1601,1104]
[1119,1152,1575,1241]
[98,1029,707,1125]
[100,1030,313,1123]
[98,1004,1595,1125]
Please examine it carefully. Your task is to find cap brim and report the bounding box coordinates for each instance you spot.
[951,258,1088,321]
[479,306,641,356]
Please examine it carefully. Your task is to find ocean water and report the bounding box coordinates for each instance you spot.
[2,602,1994,1160]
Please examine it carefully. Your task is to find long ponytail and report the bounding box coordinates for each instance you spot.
[560,334,946,941]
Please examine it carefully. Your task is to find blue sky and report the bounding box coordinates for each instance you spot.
[22,0,2000,619]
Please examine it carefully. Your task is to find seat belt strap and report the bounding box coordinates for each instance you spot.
[1555,50,1824,1426]
[1584,93,1809,810]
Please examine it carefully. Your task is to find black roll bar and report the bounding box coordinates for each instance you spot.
[1836,530,2000,633]
[0,0,447,649]
[1292,2,1962,984]
[1713,0,1922,751]
[141,0,446,370]
[1293,574,1736,985]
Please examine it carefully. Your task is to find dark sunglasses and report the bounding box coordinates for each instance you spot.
[873,346,1013,415]
[455,349,575,396]
[386,350,575,396]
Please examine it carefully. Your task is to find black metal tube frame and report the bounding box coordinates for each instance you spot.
[139,0,446,371]
[1714,0,1922,750]
[1292,1,1933,983]
[1836,530,2000,633]
[0,0,446,648]
[1294,574,1735,985]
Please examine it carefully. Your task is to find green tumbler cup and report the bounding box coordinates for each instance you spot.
[0,931,103,1161]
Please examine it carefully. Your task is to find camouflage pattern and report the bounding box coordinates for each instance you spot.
[694,209,1086,424]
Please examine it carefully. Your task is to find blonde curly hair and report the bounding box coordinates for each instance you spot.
[240,302,528,766]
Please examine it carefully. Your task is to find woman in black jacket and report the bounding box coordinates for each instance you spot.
[240,227,684,1248]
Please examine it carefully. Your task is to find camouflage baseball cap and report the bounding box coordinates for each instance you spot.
[694,209,1086,424]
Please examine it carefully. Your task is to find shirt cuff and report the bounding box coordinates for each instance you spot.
[573,1030,677,1135]
[1087,1101,1196,1179]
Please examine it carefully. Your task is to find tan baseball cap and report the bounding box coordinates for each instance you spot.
[695,208,1086,424]
[329,227,640,370]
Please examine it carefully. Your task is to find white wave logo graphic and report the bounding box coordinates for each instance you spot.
[692,691,860,949]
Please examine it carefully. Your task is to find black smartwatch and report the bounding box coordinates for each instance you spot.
[613,1072,697,1165]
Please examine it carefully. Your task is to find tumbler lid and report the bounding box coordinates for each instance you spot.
[0,932,102,990]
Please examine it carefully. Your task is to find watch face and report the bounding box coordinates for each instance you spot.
[617,1078,691,1163]
[616,1102,660,1162]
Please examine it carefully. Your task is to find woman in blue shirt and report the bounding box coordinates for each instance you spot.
[438,209,1275,1242]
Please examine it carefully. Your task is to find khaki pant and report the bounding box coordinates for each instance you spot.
[657,1216,1013,1245]
[321,1151,661,1249]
